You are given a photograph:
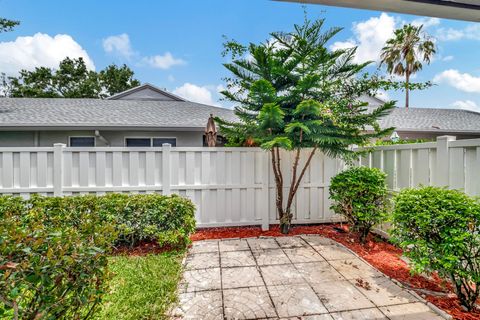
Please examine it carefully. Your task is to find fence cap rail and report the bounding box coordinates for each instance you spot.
[0,147,55,152]
[355,141,437,151]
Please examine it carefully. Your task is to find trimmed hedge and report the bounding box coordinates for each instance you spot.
[96,193,196,247]
[0,193,196,319]
[391,186,480,311]
[329,166,390,243]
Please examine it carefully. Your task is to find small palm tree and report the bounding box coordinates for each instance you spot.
[380,24,436,108]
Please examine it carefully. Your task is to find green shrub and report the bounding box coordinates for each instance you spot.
[329,166,390,243]
[0,193,196,319]
[391,186,480,311]
[96,193,196,248]
[0,195,117,320]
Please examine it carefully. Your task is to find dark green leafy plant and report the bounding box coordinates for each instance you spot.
[96,193,196,248]
[0,195,117,320]
[329,166,390,243]
[391,186,480,311]
[0,193,196,319]
[5,57,140,98]
[217,16,396,233]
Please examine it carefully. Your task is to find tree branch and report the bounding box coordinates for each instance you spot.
[292,147,317,198]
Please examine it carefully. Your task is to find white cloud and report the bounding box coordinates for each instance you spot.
[436,24,480,41]
[330,13,397,63]
[433,69,480,93]
[441,55,454,62]
[142,52,186,70]
[451,100,480,113]
[411,17,441,28]
[173,83,217,105]
[0,33,94,74]
[102,33,134,59]
[102,34,186,70]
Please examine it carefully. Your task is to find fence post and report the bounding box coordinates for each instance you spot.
[435,135,456,187]
[162,143,171,195]
[261,150,270,231]
[53,143,65,196]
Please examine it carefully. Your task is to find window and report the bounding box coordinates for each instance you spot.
[153,138,176,147]
[125,138,151,147]
[69,136,95,147]
[125,137,177,147]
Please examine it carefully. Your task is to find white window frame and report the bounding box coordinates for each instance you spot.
[124,137,177,147]
[68,136,96,147]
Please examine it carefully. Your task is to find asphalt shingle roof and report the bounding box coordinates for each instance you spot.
[0,97,479,133]
[376,107,480,133]
[0,98,237,129]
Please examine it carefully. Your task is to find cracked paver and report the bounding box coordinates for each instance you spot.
[175,235,445,319]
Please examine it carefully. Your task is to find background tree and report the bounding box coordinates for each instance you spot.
[0,17,19,33]
[5,57,140,98]
[217,17,395,233]
[99,64,141,98]
[380,24,436,108]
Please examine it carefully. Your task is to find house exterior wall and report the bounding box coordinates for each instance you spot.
[397,131,480,141]
[0,130,204,147]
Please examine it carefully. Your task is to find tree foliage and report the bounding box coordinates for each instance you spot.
[391,186,480,311]
[217,17,395,232]
[0,17,19,33]
[4,57,140,98]
[380,24,436,108]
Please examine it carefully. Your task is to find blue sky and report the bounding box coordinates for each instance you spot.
[1,0,479,111]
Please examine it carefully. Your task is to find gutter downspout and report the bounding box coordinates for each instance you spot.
[95,130,110,146]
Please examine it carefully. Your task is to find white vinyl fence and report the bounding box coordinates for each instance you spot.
[0,144,344,229]
[357,135,480,236]
[357,136,480,196]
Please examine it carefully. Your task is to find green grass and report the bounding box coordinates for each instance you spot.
[94,251,184,320]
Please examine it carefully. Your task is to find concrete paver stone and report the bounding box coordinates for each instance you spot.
[176,235,447,319]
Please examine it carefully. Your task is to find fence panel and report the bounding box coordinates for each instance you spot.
[357,136,480,236]
[0,145,343,229]
[4,136,480,231]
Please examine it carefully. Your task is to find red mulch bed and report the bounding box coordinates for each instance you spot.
[112,241,176,256]
[191,224,480,320]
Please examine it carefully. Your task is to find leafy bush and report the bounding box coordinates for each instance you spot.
[391,186,480,311]
[96,193,196,247]
[0,193,196,319]
[329,166,390,243]
[0,195,117,320]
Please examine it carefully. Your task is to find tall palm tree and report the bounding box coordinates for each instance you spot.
[380,24,436,108]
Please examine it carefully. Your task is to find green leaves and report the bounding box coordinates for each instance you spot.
[329,167,390,243]
[0,17,19,33]
[285,122,311,134]
[218,16,395,152]
[293,99,321,117]
[0,195,117,319]
[391,187,480,311]
[0,193,196,319]
[5,57,140,98]
[258,103,284,131]
[260,136,292,150]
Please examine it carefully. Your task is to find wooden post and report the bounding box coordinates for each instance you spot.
[162,143,171,195]
[53,143,65,196]
[435,135,456,187]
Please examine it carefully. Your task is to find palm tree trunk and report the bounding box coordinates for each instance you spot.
[405,71,410,109]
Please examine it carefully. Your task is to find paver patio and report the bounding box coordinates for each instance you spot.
[173,235,445,319]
